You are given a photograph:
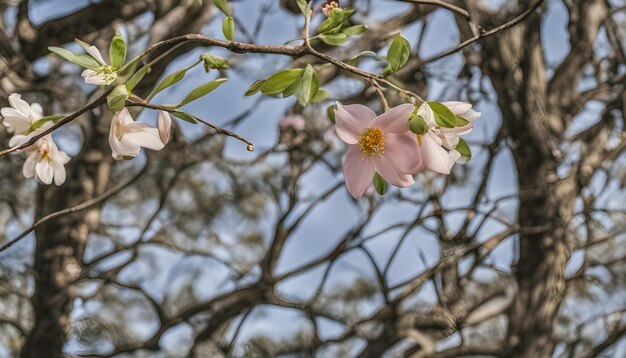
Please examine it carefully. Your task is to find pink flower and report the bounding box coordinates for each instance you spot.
[335,102,420,199]
[279,115,305,131]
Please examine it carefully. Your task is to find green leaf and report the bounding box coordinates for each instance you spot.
[125,65,151,92]
[456,138,471,160]
[428,102,470,128]
[373,172,387,195]
[177,78,228,107]
[48,46,102,70]
[245,79,265,96]
[342,25,367,36]
[171,110,198,124]
[317,7,344,34]
[27,114,64,133]
[212,0,230,15]
[107,85,129,112]
[296,64,320,107]
[282,78,302,98]
[148,61,200,101]
[296,0,308,16]
[260,68,304,95]
[326,104,336,123]
[311,89,329,104]
[109,30,126,70]
[342,7,357,19]
[319,33,348,46]
[222,16,235,41]
[387,33,410,72]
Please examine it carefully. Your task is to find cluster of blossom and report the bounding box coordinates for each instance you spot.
[333,101,479,198]
[0,46,171,186]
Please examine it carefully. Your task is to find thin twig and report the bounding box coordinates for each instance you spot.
[398,0,470,19]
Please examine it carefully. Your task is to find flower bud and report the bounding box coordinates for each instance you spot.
[322,1,340,17]
[409,113,428,135]
[200,53,229,72]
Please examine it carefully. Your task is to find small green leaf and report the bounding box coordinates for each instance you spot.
[456,138,471,160]
[48,46,102,70]
[260,68,304,95]
[342,7,357,19]
[27,114,64,133]
[319,33,348,46]
[342,25,367,36]
[212,0,230,15]
[311,89,329,104]
[428,102,470,128]
[317,8,344,34]
[107,85,129,112]
[222,16,235,41]
[177,78,228,107]
[296,0,308,16]
[327,104,336,123]
[245,79,265,96]
[109,30,126,70]
[148,61,200,101]
[171,110,198,124]
[297,64,320,107]
[387,33,411,72]
[373,172,387,195]
[125,65,151,92]
[282,78,302,98]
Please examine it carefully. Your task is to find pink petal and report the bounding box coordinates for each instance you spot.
[343,145,375,199]
[371,103,414,134]
[373,135,417,188]
[335,102,376,144]
[420,133,455,174]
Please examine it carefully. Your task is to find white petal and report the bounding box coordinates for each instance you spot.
[30,103,43,118]
[8,134,29,148]
[8,93,31,117]
[420,134,454,174]
[417,103,436,129]
[123,126,165,151]
[86,45,107,65]
[1,108,31,133]
[22,152,39,178]
[109,115,139,159]
[35,159,54,185]
[157,110,171,145]
[52,159,67,186]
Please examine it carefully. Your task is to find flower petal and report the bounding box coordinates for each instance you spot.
[1,108,31,133]
[30,103,44,118]
[373,135,417,188]
[22,152,39,178]
[52,159,67,186]
[335,102,376,144]
[8,93,31,117]
[123,125,165,151]
[35,159,54,185]
[86,45,107,65]
[442,101,480,121]
[157,110,171,145]
[417,103,436,129]
[343,145,375,199]
[420,133,455,174]
[371,103,414,134]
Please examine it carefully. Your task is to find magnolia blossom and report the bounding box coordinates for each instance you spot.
[81,46,117,85]
[109,108,170,160]
[411,102,480,175]
[279,115,306,131]
[22,135,70,186]
[0,93,43,134]
[335,102,420,199]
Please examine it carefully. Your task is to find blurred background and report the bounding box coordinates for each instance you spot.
[0,0,625,357]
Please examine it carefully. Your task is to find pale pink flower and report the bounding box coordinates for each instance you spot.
[410,101,480,175]
[22,135,70,186]
[1,93,43,134]
[335,102,420,199]
[109,108,168,160]
[279,115,305,131]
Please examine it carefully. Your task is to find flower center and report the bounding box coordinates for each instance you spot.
[358,127,385,158]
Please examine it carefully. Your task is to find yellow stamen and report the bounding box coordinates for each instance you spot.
[359,127,385,158]
[416,134,422,146]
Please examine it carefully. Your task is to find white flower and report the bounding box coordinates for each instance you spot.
[109,108,168,160]
[1,93,43,134]
[80,46,117,85]
[437,101,480,150]
[22,135,71,186]
[157,110,171,145]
